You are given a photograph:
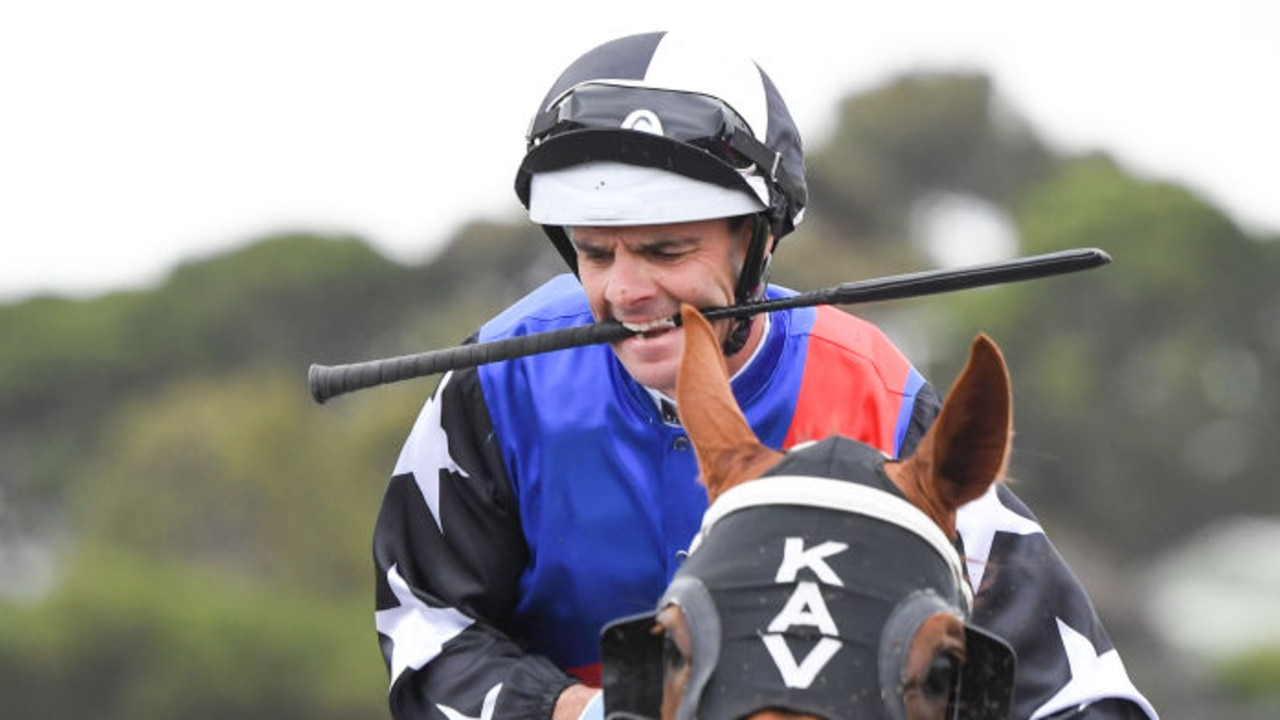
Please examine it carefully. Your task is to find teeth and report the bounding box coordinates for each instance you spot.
[621,317,677,334]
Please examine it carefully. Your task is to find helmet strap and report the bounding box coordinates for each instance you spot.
[723,215,773,356]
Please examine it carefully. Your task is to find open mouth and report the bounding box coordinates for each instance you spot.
[621,316,679,339]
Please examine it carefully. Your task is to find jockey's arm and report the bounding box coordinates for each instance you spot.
[958,485,1159,719]
[374,365,576,719]
[553,684,601,720]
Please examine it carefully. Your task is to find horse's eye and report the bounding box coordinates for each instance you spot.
[920,654,958,700]
[663,634,688,672]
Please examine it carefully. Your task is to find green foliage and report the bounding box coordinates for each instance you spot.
[71,365,416,593]
[0,233,437,719]
[0,233,424,513]
[0,549,384,720]
[912,153,1278,557]
[0,234,404,396]
[0,345,422,719]
[805,72,1055,256]
[1216,647,1280,702]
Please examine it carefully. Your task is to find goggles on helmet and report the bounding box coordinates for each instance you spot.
[529,83,760,171]
[521,83,801,212]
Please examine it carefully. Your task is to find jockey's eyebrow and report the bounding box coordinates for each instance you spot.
[636,235,700,253]
[569,232,702,255]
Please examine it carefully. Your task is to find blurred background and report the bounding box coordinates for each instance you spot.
[2,2,1277,719]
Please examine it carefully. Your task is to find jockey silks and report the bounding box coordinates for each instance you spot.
[472,276,928,682]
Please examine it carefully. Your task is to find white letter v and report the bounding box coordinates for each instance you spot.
[760,635,842,688]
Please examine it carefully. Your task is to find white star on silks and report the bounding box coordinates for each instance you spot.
[437,682,503,720]
[374,563,474,689]
[955,485,1044,591]
[1030,619,1156,720]
[392,371,470,532]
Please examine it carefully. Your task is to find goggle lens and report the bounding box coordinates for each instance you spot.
[528,84,757,170]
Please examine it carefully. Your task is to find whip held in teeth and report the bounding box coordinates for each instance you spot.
[308,247,1111,404]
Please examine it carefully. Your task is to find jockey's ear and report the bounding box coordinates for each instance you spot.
[898,334,1012,533]
[676,305,783,502]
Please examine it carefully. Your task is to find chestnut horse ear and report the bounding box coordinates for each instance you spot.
[907,334,1012,522]
[675,306,783,502]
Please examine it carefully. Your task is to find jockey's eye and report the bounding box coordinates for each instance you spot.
[920,654,958,702]
[663,634,688,673]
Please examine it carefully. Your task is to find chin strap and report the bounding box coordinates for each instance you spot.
[723,215,774,356]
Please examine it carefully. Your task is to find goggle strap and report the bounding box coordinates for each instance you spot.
[527,90,798,206]
[727,130,801,211]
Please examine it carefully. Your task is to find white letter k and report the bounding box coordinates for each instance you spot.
[774,537,847,586]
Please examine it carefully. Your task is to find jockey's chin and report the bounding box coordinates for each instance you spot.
[612,324,685,396]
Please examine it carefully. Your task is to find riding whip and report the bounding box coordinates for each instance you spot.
[308,247,1110,404]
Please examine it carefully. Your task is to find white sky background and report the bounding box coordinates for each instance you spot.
[1,0,1276,302]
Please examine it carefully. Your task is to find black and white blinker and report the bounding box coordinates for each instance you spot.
[600,438,1015,720]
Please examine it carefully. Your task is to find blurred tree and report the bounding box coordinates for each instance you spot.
[0,549,384,720]
[72,367,411,592]
[802,72,1055,269]
[0,234,422,536]
[913,155,1279,557]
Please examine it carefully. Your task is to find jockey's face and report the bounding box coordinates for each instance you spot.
[569,218,756,396]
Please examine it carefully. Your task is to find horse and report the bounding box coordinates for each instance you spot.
[599,305,1018,720]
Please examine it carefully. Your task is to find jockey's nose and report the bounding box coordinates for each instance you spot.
[605,246,658,310]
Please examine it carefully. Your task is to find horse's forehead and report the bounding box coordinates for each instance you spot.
[680,498,958,595]
[666,496,966,720]
[763,436,901,495]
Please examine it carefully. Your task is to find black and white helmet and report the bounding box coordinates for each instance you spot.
[514,31,808,302]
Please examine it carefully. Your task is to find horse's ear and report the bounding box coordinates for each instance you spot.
[675,305,783,502]
[901,334,1012,531]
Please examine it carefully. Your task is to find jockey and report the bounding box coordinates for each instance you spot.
[372,30,1157,720]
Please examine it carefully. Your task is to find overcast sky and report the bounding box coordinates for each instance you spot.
[2,0,1276,301]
